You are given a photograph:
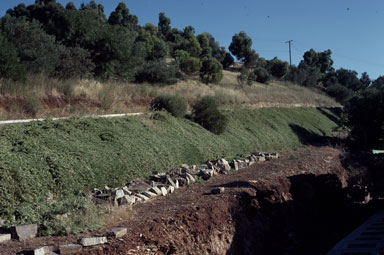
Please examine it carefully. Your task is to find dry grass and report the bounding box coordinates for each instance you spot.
[0,71,339,120]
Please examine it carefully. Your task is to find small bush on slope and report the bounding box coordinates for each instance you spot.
[192,96,228,135]
[150,95,187,117]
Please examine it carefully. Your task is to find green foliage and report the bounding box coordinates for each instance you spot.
[267,57,289,79]
[200,57,223,84]
[158,12,171,40]
[180,37,202,58]
[229,31,253,62]
[192,96,228,134]
[108,2,138,30]
[137,27,168,60]
[285,65,307,85]
[54,46,95,79]
[237,67,250,85]
[135,60,178,85]
[333,68,363,92]
[326,83,353,104]
[174,50,190,62]
[345,88,384,149]
[2,17,64,76]
[253,67,271,84]
[150,95,187,117]
[372,76,384,90]
[0,32,25,81]
[93,26,145,80]
[302,49,334,74]
[179,57,202,75]
[286,49,334,87]
[197,33,212,58]
[221,53,234,69]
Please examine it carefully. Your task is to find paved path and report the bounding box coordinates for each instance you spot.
[328,211,384,255]
[0,113,144,126]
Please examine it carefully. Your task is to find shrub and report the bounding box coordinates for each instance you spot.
[179,57,202,75]
[150,95,187,117]
[253,67,271,84]
[326,83,353,104]
[192,96,227,134]
[200,57,223,84]
[0,32,25,81]
[135,60,178,85]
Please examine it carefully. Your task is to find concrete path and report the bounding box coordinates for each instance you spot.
[327,211,384,255]
[0,113,144,126]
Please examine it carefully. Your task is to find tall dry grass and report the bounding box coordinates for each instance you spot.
[0,71,339,120]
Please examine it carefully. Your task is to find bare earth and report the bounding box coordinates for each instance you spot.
[1,146,356,255]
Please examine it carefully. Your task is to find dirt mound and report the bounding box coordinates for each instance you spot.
[2,146,372,255]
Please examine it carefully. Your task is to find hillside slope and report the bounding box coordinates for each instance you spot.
[0,71,339,120]
[0,107,340,233]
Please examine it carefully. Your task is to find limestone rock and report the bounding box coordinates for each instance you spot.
[143,191,157,198]
[136,194,149,201]
[160,187,168,196]
[233,160,248,170]
[80,236,107,247]
[166,176,176,187]
[216,159,231,174]
[175,178,186,187]
[167,186,175,194]
[114,189,125,199]
[185,173,196,183]
[59,244,82,254]
[150,186,162,196]
[0,234,10,243]
[122,186,132,195]
[11,224,38,241]
[199,169,213,180]
[110,227,127,238]
[126,179,152,193]
[117,195,136,206]
[257,156,266,162]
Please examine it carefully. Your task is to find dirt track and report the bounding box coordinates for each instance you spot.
[1,146,372,255]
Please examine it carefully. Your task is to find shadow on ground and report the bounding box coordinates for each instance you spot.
[290,124,341,147]
[225,173,373,255]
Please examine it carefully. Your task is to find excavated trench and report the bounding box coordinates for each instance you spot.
[225,173,372,255]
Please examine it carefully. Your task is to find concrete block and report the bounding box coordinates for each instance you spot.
[81,236,107,247]
[21,248,45,255]
[110,227,127,238]
[0,234,11,243]
[11,224,38,241]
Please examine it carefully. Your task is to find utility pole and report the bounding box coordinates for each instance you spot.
[285,40,293,66]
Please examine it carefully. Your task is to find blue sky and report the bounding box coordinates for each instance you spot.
[1,0,383,79]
